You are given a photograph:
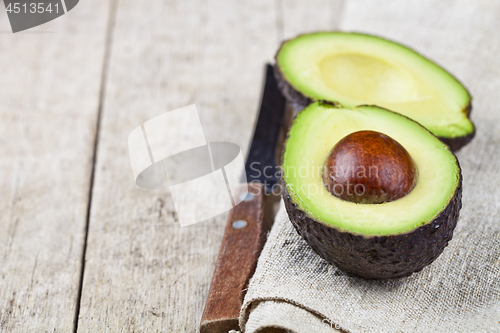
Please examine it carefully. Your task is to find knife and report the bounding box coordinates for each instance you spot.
[199,64,290,333]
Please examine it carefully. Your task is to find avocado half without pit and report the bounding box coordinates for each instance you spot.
[281,102,462,279]
[275,32,475,151]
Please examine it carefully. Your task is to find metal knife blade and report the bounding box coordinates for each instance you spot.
[244,64,287,192]
[199,64,289,333]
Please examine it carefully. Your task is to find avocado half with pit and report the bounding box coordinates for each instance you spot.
[281,102,462,279]
[275,32,474,151]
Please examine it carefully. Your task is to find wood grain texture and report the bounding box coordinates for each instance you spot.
[277,0,346,41]
[76,1,277,332]
[200,183,274,333]
[0,0,351,331]
[0,0,111,331]
[75,1,349,332]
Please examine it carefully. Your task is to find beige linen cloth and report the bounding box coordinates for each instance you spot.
[238,1,500,332]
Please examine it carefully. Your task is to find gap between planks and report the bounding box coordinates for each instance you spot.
[72,0,119,332]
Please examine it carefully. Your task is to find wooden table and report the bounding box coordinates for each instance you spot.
[0,0,343,331]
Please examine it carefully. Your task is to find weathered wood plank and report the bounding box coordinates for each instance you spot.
[278,0,346,41]
[77,1,348,331]
[76,1,278,332]
[0,1,111,332]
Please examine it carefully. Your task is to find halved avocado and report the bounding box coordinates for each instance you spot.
[281,102,462,279]
[275,32,475,151]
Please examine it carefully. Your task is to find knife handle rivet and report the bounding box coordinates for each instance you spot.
[232,220,247,229]
[240,192,254,202]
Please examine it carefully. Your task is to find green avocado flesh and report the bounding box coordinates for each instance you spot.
[276,32,473,139]
[282,102,461,236]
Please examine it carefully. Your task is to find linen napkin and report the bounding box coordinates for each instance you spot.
[239,0,500,332]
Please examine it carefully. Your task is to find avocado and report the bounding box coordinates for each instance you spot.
[275,32,475,151]
[281,102,462,279]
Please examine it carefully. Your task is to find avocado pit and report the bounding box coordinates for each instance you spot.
[282,103,463,278]
[323,130,417,204]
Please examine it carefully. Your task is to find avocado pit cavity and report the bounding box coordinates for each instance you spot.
[323,130,417,204]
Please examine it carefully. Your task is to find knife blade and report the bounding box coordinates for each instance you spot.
[199,64,289,333]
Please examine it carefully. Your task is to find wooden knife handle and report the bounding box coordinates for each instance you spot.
[200,182,275,333]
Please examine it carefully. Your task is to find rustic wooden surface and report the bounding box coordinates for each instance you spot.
[0,1,344,332]
[0,0,111,331]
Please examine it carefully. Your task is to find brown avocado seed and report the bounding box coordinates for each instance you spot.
[323,130,417,204]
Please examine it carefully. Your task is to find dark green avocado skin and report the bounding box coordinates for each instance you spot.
[273,65,475,152]
[273,65,312,111]
[438,132,475,152]
[437,104,476,152]
[281,172,463,279]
